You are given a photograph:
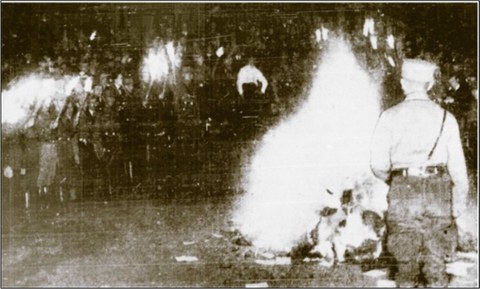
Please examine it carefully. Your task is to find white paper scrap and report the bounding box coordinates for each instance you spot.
[174,256,198,262]
[259,252,275,259]
[363,269,387,278]
[376,279,396,287]
[446,261,475,277]
[245,282,268,288]
[254,257,291,266]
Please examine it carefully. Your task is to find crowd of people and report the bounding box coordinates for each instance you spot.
[2,8,477,211]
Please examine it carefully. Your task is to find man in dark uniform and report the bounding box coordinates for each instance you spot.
[371,59,469,287]
[119,75,142,188]
[77,94,104,199]
[55,96,80,201]
[174,65,202,171]
[97,86,122,197]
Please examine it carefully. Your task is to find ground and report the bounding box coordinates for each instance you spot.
[2,194,389,287]
[2,136,477,287]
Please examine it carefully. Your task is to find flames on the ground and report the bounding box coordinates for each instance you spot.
[232,36,389,260]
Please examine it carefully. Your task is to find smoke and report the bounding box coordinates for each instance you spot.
[232,36,389,252]
[2,73,83,126]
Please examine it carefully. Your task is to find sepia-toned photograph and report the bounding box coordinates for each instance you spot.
[1,1,478,287]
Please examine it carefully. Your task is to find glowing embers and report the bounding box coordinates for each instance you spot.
[232,37,388,254]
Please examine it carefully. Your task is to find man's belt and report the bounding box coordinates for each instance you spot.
[390,166,447,178]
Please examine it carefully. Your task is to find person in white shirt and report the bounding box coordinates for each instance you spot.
[370,59,469,287]
[236,57,268,97]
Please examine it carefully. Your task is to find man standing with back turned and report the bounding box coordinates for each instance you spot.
[370,59,469,287]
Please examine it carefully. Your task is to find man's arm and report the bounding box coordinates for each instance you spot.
[255,68,268,94]
[370,112,392,183]
[446,114,469,218]
[236,68,245,96]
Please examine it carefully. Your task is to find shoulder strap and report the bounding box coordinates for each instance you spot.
[428,109,447,160]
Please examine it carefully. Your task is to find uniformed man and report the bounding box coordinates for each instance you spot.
[98,88,122,197]
[77,94,104,199]
[56,96,80,202]
[370,59,469,287]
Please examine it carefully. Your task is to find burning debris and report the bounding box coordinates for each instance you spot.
[232,36,388,261]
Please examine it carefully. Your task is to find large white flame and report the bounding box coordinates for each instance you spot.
[232,37,388,252]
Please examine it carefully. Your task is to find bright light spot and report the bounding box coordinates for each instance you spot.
[4,166,13,179]
[232,37,388,252]
[387,55,396,67]
[321,26,329,41]
[141,45,170,84]
[370,35,378,50]
[315,29,322,43]
[84,76,93,93]
[216,46,224,58]
[165,41,176,66]
[363,19,369,37]
[387,34,395,49]
[363,18,375,37]
[89,31,97,41]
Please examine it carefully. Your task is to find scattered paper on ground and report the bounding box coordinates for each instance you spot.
[259,252,275,259]
[254,257,291,266]
[182,241,196,246]
[446,261,475,277]
[303,257,322,263]
[362,269,387,278]
[456,252,478,262]
[376,279,396,287]
[245,282,269,288]
[174,256,198,262]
